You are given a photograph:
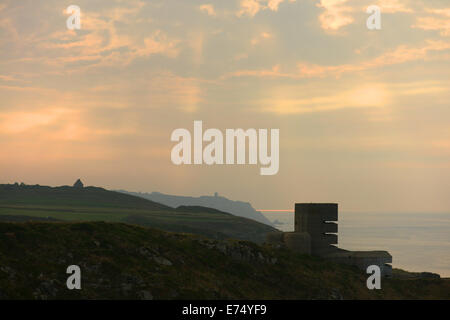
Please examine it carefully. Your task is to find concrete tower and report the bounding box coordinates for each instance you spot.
[295,203,338,256]
[266,202,393,276]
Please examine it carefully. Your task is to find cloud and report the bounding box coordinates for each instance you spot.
[315,0,413,32]
[146,72,206,113]
[413,17,450,36]
[41,28,179,72]
[135,31,180,58]
[316,0,354,32]
[268,0,296,11]
[426,8,450,18]
[0,107,122,142]
[224,40,450,79]
[199,4,216,16]
[0,109,69,134]
[237,0,296,17]
[251,32,273,45]
[238,0,262,17]
[297,40,450,76]
[413,8,450,36]
[376,0,413,14]
[3,0,179,74]
[222,64,287,79]
[259,83,390,115]
[0,75,20,82]
[256,79,447,116]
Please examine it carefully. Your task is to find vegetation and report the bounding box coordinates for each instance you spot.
[0,221,448,300]
[0,183,448,300]
[0,184,277,243]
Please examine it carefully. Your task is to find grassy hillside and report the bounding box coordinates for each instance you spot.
[121,190,274,226]
[0,184,172,210]
[0,221,448,300]
[0,184,277,243]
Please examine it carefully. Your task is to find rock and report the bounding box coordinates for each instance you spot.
[168,289,179,298]
[138,246,157,258]
[138,290,153,300]
[34,279,59,299]
[153,256,173,266]
[197,239,276,265]
[257,252,264,261]
[0,266,16,279]
[121,283,133,293]
[329,288,344,300]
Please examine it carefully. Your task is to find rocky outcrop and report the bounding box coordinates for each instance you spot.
[196,239,278,265]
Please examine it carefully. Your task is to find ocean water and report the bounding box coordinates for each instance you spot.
[263,211,450,277]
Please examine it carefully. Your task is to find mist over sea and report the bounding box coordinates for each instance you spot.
[263,211,450,277]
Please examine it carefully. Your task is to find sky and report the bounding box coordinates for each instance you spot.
[1,0,449,213]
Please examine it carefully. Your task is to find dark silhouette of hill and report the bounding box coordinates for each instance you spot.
[0,183,277,243]
[175,205,232,215]
[0,221,448,299]
[119,191,273,226]
[0,184,172,211]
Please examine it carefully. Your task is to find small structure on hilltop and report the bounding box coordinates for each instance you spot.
[266,203,392,276]
[73,179,84,188]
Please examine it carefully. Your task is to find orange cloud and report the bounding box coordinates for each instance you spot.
[298,40,450,76]
[315,0,413,32]
[426,8,450,17]
[199,4,216,16]
[224,40,450,79]
[413,8,450,36]
[237,0,296,17]
[259,83,390,115]
[316,0,354,32]
[251,32,273,45]
[238,0,262,17]
[28,1,180,73]
[0,108,75,135]
[376,0,413,14]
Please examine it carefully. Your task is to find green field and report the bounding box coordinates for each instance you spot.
[0,184,277,243]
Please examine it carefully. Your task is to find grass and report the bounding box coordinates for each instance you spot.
[0,184,278,243]
[1,183,447,300]
[0,221,448,300]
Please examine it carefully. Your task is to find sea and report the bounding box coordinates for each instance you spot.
[262,211,450,277]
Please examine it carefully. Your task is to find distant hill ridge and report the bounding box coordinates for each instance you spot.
[0,183,277,243]
[119,191,273,226]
